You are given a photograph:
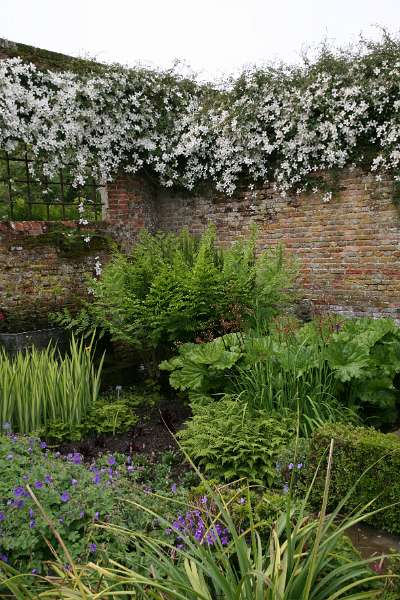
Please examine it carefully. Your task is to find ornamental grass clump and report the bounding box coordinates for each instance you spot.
[0,336,103,433]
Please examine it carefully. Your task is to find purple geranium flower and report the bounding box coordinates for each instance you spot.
[60,491,70,503]
[14,486,25,497]
[29,519,36,529]
[0,512,5,521]
[107,455,116,466]
[88,542,97,553]
[34,481,43,489]
[171,483,177,493]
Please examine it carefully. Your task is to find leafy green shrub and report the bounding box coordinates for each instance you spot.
[306,422,400,534]
[0,337,103,434]
[178,398,295,484]
[54,227,297,369]
[321,317,400,425]
[162,316,400,429]
[161,327,351,436]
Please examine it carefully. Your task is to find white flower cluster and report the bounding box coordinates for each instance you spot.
[0,41,399,196]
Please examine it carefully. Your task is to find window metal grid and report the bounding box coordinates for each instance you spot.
[0,147,104,221]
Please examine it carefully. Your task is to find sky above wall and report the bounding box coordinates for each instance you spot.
[1,0,399,79]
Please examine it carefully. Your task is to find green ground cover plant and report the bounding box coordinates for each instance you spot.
[0,337,103,434]
[1,441,398,598]
[306,422,400,535]
[0,433,192,575]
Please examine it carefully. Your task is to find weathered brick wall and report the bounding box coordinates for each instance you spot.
[0,174,156,331]
[2,168,400,330]
[155,169,400,320]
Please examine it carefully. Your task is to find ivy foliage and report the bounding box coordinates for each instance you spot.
[1,33,400,195]
[54,227,297,364]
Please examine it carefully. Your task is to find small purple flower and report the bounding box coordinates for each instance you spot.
[6,453,13,461]
[92,473,101,485]
[34,481,43,489]
[107,455,116,466]
[297,463,303,470]
[79,511,85,518]
[288,463,294,470]
[200,496,208,504]
[68,452,82,465]
[29,519,36,529]
[60,491,70,503]
[88,542,97,553]
[29,508,34,518]
[171,483,177,494]
[0,512,5,521]
[14,486,25,497]
[94,511,99,521]
[14,499,25,509]
[239,497,246,505]
[40,441,47,449]
[127,465,134,473]
[71,479,78,486]
[0,554,8,563]
[31,568,38,574]
[59,517,65,524]
[27,447,32,453]
[44,475,52,484]
[283,483,289,494]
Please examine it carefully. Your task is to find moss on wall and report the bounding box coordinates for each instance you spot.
[0,38,106,74]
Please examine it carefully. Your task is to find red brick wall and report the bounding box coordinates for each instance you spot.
[2,169,400,330]
[0,175,156,330]
[155,169,400,320]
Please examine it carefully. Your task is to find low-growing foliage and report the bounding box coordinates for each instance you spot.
[0,434,191,575]
[1,441,397,598]
[0,337,103,434]
[177,398,296,485]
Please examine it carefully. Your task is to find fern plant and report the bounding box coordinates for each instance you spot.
[53,226,297,370]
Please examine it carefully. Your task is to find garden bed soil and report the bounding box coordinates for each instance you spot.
[58,400,191,461]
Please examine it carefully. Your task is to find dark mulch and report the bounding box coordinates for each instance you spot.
[57,400,191,462]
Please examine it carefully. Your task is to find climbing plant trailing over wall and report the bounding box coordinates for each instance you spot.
[1,33,400,196]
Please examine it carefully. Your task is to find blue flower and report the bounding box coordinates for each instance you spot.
[60,491,70,503]
[171,483,177,493]
[14,486,25,497]
[0,512,5,521]
[29,519,36,528]
[34,481,43,489]
[88,542,97,553]
[107,455,116,466]
[288,463,294,470]
[71,479,78,486]
[297,462,303,470]
[40,441,47,449]
[44,475,53,484]
[0,554,8,563]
